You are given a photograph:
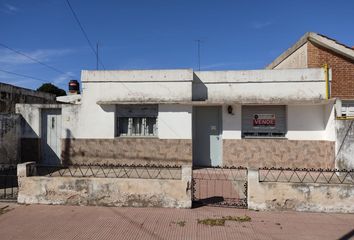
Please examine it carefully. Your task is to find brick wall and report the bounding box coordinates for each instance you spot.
[307,41,354,99]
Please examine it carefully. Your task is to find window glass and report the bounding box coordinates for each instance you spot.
[116,105,158,137]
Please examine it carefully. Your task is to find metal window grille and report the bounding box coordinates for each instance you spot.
[118,117,157,137]
[116,104,158,137]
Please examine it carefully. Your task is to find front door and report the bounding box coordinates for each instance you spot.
[193,106,222,167]
[41,109,62,165]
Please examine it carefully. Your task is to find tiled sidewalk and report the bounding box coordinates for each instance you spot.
[0,203,353,240]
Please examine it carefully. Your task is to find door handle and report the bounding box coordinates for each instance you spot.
[216,136,220,140]
[52,117,55,128]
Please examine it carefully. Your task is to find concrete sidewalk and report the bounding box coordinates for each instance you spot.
[0,203,353,240]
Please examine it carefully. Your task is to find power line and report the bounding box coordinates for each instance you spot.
[0,42,75,78]
[0,68,49,83]
[65,0,106,70]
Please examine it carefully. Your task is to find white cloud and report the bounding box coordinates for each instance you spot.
[1,3,19,14]
[251,21,273,29]
[0,48,75,66]
[53,72,75,85]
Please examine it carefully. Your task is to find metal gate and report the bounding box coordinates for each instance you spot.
[0,165,18,201]
[192,166,247,208]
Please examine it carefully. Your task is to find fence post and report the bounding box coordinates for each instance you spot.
[181,165,192,208]
[247,168,263,211]
[17,162,36,178]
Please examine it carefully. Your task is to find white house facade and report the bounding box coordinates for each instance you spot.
[17,67,336,169]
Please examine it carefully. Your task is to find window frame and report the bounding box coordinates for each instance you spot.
[116,104,158,138]
[241,105,287,139]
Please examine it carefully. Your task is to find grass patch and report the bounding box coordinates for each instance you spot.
[197,215,251,226]
[171,220,186,227]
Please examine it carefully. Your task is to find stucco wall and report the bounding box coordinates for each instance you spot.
[61,138,192,165]
[0,114,20,164]
[273,43,308,69]
[193,68,327,104]
[335,119,354,169]
[248,169,354,213]
[223,139,335,168]
[286,104,335,141]
[158,105,192,139]
[18,164,192,208]
[222,104,241,139]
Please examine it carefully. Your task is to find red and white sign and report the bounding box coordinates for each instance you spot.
[253,114,275,126]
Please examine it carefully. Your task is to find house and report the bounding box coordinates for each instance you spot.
[0,82,56,113]
[17,67,335,169]
[0,82,56,164]
[266,32,354,169]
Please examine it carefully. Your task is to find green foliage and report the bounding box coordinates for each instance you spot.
[36,83,66,97]
[197,216,251,226]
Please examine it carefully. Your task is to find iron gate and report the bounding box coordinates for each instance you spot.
[0,165,18,201]
[192,166,247,208]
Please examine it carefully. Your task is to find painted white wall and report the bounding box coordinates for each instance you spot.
[194,68,327,104]
[286,104,334,140]
[324,102,335,141]
[274,43,308,69]
[81,69,193,103]
[222,104,241,139]
[158,104,192,139]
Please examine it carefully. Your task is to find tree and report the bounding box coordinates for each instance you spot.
[36,83,66,97]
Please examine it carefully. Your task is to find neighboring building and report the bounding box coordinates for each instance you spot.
[0,82,56,164]
[0,82,56,113]
[266,32,354,117]
[267,32,354,169]
[17,68,335,169]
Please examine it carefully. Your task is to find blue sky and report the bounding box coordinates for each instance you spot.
[1,0,353,91]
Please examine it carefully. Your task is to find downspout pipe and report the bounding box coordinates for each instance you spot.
[324,64,329,99]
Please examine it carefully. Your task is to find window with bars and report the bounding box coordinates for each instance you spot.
[116,105,158,137]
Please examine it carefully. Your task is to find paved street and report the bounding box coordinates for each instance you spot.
[0,203,353,240]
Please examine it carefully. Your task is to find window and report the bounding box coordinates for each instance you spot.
[341,101,354,117]
[116,105,158,137]
[242,105,286,138]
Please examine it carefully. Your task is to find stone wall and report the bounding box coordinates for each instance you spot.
[17,163,192,208]
[0,114,20,164]
[247,169,354,213]
[223,139,335,169]
[61,138,192,166]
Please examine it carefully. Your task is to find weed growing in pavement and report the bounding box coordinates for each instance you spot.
[0,205,11,215]
[171,220,186,227]
[197,216,251,227]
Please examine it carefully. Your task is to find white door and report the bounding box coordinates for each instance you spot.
[41,109,62,165]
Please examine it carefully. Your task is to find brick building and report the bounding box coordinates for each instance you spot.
[266,32,354,117]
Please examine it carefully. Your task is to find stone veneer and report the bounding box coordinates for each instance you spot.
[61,138,192,166]
[223,139,335,169]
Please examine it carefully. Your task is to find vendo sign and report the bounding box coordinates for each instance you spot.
[253,114,275,126]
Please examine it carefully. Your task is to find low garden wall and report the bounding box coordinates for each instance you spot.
[17,162,192,208]
[248,168,354,213]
